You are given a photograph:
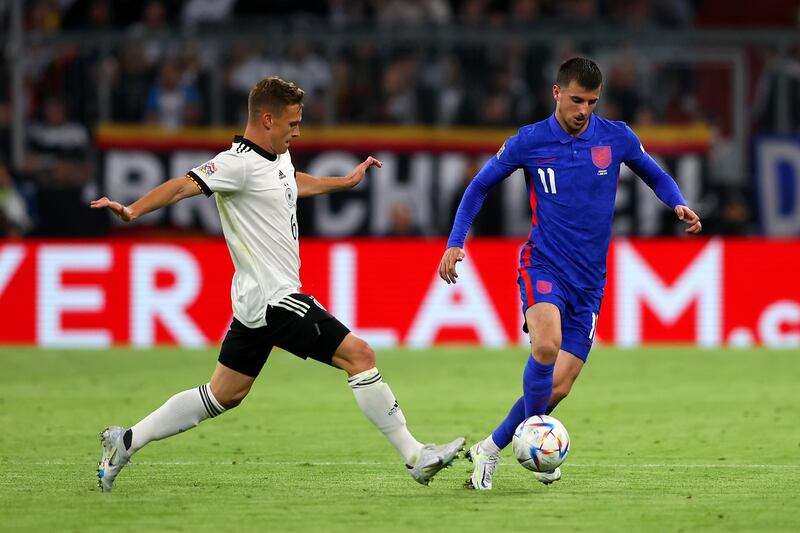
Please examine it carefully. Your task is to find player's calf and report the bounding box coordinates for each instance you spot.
[214,387,248,409]
[547,384,572,413]
[546,351,584,414]
[208,362,256,409]
[339,334,465,485]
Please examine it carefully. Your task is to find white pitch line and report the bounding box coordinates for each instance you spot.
[6,461,800,469]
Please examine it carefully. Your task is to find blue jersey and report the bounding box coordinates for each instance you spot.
[447,114,686,289]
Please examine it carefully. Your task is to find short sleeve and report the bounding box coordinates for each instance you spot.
[623,124,646,164]
[187,152,246,196]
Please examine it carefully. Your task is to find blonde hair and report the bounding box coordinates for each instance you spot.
[248,77,304,121]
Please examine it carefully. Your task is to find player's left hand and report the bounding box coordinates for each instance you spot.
[90,196,135,222]
[675,205,702,234]
[347,156,383,188]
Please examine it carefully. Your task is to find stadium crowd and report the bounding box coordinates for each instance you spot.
[1,0,798,237]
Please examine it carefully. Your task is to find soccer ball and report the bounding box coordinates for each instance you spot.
[512,415,570,472]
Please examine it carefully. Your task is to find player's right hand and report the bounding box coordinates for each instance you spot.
[438,247,465,284]
[90,197,135,222]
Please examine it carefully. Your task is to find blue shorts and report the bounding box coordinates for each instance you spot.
[517,246,603,361]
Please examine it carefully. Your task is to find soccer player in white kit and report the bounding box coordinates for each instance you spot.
[91,77,464,492]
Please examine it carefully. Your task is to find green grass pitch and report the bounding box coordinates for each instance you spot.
[1,345,798,532]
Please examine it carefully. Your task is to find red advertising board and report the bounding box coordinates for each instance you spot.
[0,238,797,348]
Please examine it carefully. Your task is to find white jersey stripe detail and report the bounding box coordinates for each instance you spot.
[280,298,309,313]
[283,295,310,310]
[278,300,307,314]
[272,302,305,317]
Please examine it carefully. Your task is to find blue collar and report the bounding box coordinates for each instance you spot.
[547,113,597,143]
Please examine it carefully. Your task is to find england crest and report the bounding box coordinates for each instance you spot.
[536,280,552,294]
[591,146,612,169]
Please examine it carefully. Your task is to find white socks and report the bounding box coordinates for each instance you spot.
[480,435,502,455]
[126,371,423,463]
[128,383,225,454]
[348,368,423,463]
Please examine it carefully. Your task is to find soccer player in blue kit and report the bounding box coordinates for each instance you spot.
[438,57,702,490]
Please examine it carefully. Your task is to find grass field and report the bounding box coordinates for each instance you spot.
[0,346,798,532]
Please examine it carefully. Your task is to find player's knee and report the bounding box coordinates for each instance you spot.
[350,341,376,373]
[532,338,560,363]
[341,338,376,374]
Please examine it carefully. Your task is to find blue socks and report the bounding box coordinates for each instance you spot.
[523,354,554,417]
[490,354,555,449]
[491,397,525,449]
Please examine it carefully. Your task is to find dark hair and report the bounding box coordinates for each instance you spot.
[248,76,304,121]
[556,57,602,90]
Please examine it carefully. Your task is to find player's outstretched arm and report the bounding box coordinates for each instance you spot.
[90,175,202,222]
[296,156,382,197]
[438,247,465,284]
[675,205,702,234]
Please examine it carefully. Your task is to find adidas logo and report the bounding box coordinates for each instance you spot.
[278,170,287,180]
[388,401,400,416]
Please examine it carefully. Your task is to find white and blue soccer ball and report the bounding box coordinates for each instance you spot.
[512,415,570,472]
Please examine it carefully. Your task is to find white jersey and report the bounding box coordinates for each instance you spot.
[188,136,300,328]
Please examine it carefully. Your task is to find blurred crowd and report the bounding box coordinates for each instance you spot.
[1,0,799,238]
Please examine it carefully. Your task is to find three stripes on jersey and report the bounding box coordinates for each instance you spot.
[273,294,312,317]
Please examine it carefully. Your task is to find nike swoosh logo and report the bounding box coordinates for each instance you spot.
[107,447,119,466]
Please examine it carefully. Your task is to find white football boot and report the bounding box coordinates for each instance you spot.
[464,442,499,490]
[534,467,561,485]
[408,437,465,485]
[97,426,131,492]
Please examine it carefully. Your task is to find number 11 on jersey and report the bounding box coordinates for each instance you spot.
[538,168,557,194]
